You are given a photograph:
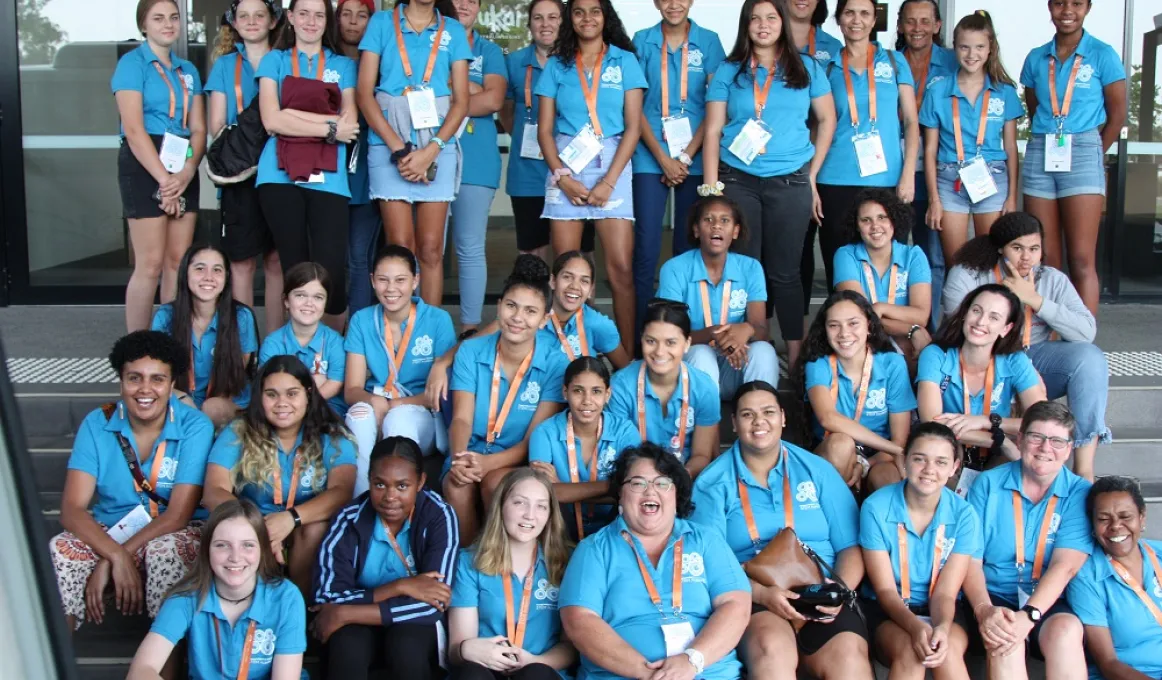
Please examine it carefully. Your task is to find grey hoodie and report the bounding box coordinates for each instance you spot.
[942,264,1096,344]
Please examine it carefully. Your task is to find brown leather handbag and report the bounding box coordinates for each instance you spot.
[742,527,822,590]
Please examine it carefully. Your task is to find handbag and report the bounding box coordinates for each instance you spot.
[743,527,859,619]
[206,97,268,185]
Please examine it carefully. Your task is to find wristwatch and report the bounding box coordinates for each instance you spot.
[989,413,1006,450]
[683,648,705,674]
[1020,604,1042,623]
[678,151,693,166]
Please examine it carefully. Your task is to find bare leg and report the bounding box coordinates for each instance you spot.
[262,250,284,333]
[815,433,861,488]
[1072,436,1097,482]
[163,212,198,304]
[595,218,635,356]
[1023,196,1062,270]
[201,397,240,429]
[938,212,972,267]
[382,200,417,251]
[416,202,451,306]
[230,257,258,310]
[970,211,1003,238]
[550,219,585,254]
[1059,193,1105,315]
[288,522,328,595]
[802,630,874,680]
[442,477,481,546]
[875,619,927,680]
[125,216,168,332]
[741,611,800,680]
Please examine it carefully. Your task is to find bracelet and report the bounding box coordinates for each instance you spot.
[390,142,414,165]
[600,178,616,190]
[907,324,922,340]
[325,120,338,144]
[429,136,447,151]
[549,167,573,187]
[288,506,302,528]
[697,181,725,197]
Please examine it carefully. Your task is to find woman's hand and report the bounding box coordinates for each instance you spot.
[586,178,614,207]
[558,176,589,206]
[926,198,944,231]
[934,413,990,438]
[659,156,689,187]
[160,167,194,200]
[398,145,438,183]
[310,603,349,643]
[711,324,753,360]
[460,636,522,672]
[975,604,1018,652]
[265,510,296,545]
[1001,196,1017,216]
[399,572,451,610]
[424,358,452,411]
[923,622,950,668]
[530,461,559,483]
[907,619,936,663]
[646,654,697,680]
[810,178,824,225]
[999,260,1042,309]
[760,584,808,622]
[335,117,360,144]
[896,173,915,204]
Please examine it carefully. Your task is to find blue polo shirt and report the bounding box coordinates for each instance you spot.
[606,361,720,462]
[505,46,551,197]
[818,44,914,187]
[460,32,506,189]
[450,333,569,454]
[798,27,844,65]
[151,304,259,408]
[1019,30,1125,135]
[805,350,916,441]
[967,460,1094,603]
[260,322,348,415]
[706,58,831,178]
[690,441,859,566]
[358,516,415,589]
[907,44,959,82]
[656,250,767,331]
[534,45,649,138]
[111,42,203,137]
[918,74,1023,163]
[536,305,622,360]
[207,425,357,515]
[151,578,306,679]
[205,46,259,126]
[916,345,1042,417]
[859,481,983,606]
[528,411,642,537]
[1067,539,1162,679]
[560,516,750,680]
[833,241,931,306]
[67,397,213,526]
[631,21,727,176]
[345,300,456,398]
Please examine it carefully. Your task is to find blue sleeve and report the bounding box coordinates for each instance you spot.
[449,27,473,63]
[66,414,102,478]
[207,426,243,472]
[379,495,460,625]
[1019,53,1037,89]
[702,530,750,597]
[186,63,204,95]
[151,305,174,333]
[916,345,944,386]
[918,85,939,127]
[257,50,283,83]
[1066,563,1108,628]
[345,313,370,356]
[238,308,258,354]
[587,308,621,356]
[966,473,988,519]
[821,465,860,552]
[954,502,983,558]
[504,56,518,100]
[533,59,560,99]
[907,246,932,286]
[705,35,727,78]
[746,258,768,302]
[631,31,647,57]
[1054,486,1095,555]
[432,312,458,358]
[173,414,214,486]
[892,51,914,87]
[483,42,506,78]
[559,539,609,613]
[606,370,635,421]
[149,594,194,644]
[450,552,480,608]
[1010,353,1042,394]
[1098,45,1126,84]
[706,62,733,102]
[527,420,554,464]
[808,59,831,97]
[450,346,476,393]
[688,478,728,539]
[325,436,358,470]
[205,56,230,94]
[858,499,889,551]
[542,357,567,404]
[338,56,357,90]
[1003,85,1024,122]
[693,371,720,426]
[832,246,861,286]
[620,50,649,91]
[274,585,308,654]
[359,12,387,55]
[885,354,917,414]
[804,357,832,392]
[326,334,346,382]
[111,53,143,93]
[258,337,278,366]
[655,261,683,302]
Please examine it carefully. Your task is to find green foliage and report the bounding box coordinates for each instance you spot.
[18,0,66,65]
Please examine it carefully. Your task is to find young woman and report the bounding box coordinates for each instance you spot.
[203,356,357,592]
[657,196,779,393]
[114,0,206,332]
[51,331,212,633]
[344,245,457,487]
[312,437,460,680]
[795,291,916,492]
[126,499,306,680]
[357,0,471,306]
[787,0,842,63]
[690,382,871,680]
[259,262,348,416]
[943,211,1108,481]
[702,0,837,369]
[630,0,726,340]
[207,0,285,334]
[536,0,646,349]
[447,256,570,544]
[921,11,1023,274]
[833,188,933,355]
[1019,0,1126,314]
[528,357,641,541]
[449,468,577,680]
[606,299,720,479]
[859,422,980,680]
[537,251,629,365]
[151,244,259,428]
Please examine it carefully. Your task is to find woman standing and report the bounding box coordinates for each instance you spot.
[702,0,836,369]
[113,0,206,332]
[787,0,842,64]
[1019,0,1126,314]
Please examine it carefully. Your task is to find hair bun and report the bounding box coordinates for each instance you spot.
[510,254,551,286]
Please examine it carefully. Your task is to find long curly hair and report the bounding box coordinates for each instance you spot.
[472,467,573,586]
[951,211,1043,273]
[843,187,913,245]
[549,0,635,64]
[932,283,1024,356]
[726,0,810,89]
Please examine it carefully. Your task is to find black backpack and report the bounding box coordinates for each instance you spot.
[206,95,268,185]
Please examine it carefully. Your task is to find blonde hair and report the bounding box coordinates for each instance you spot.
[231,417,336,494]
[954,10,1014,86]
[212,24,241,60]
[472,468,572,585]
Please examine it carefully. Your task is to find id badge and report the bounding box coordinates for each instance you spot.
[954,468,981,498]
[559,126,602,174]
[107,505,152,544]
[662,115,694,159]
[520,122,544,160]
[959,157,998,204]
[159,132,190,173]
[661,621,696,657]
[1017,585,1031,609]
[407,88,440,130]
[299,172,325,184]
[727,118,772,166]
[669,435,684,459]
[853,131,889,177]
[1044,133,1072,173]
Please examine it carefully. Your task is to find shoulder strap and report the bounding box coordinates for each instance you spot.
[106,405,168,505]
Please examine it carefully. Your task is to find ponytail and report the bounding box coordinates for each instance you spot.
[953,10,1014,86]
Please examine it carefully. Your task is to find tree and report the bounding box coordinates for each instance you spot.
[18,0,67,65]
[1127,65,1162,142]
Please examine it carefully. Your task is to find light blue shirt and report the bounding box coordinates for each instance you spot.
[345,300,456,398]
[916,345,1042,418]
[505,45,551,197]
[798,27,844,65]
[631,21,727,176]
[859,482,982,606]
[528,411,642,537]
[656,250,767,331]
[207,425,357,515]
[534,45,649,138]
[359,7,472,98]
[1067,539,1162,679]
[918,74,1023,163]
[706,58,831,178]
[606,360,720,462]
[559,516,750,680]
[254,48,357,197]
[967,460,1094,603]
[818,43,914,187]
[151,304,259,408]
[1019,30,1125,135]
[111,42,203,137]
[67,397,213,526]
[906,44,959,82]
[536,305,622,361]
[690,441,859,566]
[805,350,916,441]
[151,579,306,679]
[833,241,931,306]
[260,322,348,416]
[359,516,415,589]
[460,31,506,188]
[204,46,259,126]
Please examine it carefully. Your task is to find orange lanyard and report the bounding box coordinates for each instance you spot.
[151,61,190,130]
[487,345,535,449]
[636,363,689,451]
[212,618,257,680]
[699,280,731,327]
[394,5,444,91]
[233,53,245,113]
[380,513,415,577]
[566,413,602,539]
[659,29,689,118]
[1013,491,1059,582]
[576,46,607,138]
[829,350,874,424]
[1108,543,1162,628]
[951,91,991,163]
[960,354,995,417]
[523,65,534,112]
[994,264,1033,348]
[737,447,793,554]
[623,532,683,615]
[467,30,475,50]
[862,261,898,305]
[270,443,301,510]
[135,440,168,518]
[312,337,326,375]
[550,309,589,360]
[841,45,877,128]
[807,26,816,57]
[291,48,325,80]
[750,57,775,118]
[898,522,946,601]
[1047,54,1083,124]
[382,305,417,398]
[503,558,536,648]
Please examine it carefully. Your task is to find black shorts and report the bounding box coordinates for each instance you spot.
[511,195,594,252]
[862,596,973,641]
[118,134,200,220]
[965,594,1074,661]
[752,598,869,657]
[220,178,274,261]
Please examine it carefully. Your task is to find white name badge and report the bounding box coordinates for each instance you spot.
[727,118,772,167]
[662,116,694,159]
[407,88,440,130]
[159,132,190,173]
[954,468,980,498]
[107,505,152,544]
[959,157,999,204]
[298,172,325,184]
[520,122,544,160]
[559,126,602,174]
[1044,134,1072,173]
[853,131,889,178]
[662,621,696,657]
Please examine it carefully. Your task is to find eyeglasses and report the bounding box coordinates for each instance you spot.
[1023,432,1071,451]
[625,476,675,493]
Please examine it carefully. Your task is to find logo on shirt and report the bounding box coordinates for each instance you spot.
[600,65,623,87]
[990,383,1005,410]
[1152,574,1162,599]
[535,578,560,604]
[928,75,946,86]
[988,96,1006,118]
[865,387,887,414]
[937,535,956,566]
[814,50,832,62]
[300,464,317,489]
[564,334,583,357]
[1076,62,1095,84]
[795,481,818,505]
[895,272,909,294]
[412,335,434,357]
[252,628,277,659]
[431,31,453,49]
[1047,512,1061,541]
[469,55,484,74]
[687,49,703,69]
[181,73,194,90]
[406,554,416,570]
[157,457,179,482]
[873,60,894,82]
[519,380,541,405]
[597,444,618,478]
[322,69,341,84]
[682,551,706,579]
[729,288,748,311]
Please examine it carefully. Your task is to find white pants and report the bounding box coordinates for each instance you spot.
[345,402,448,495]
[685,341,780,399]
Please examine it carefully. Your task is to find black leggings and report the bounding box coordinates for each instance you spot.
[257,183,350,315]
[451,661,560,680]
[324,622,442,680]
[802,183,867,309]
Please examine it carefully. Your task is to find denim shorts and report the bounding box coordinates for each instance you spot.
[368,140,459,203]
[542,134,634,221]
[935,160,1009,214]
[1021,128,1107,199]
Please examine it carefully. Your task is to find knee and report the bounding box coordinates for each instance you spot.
[686,345,720,380]
[817,433,858,472]
[1039,614,1084,654]
[745,626,798,673]
[416,239,444,266]
[1074,343,1108,380]
[481,468,511,501]
[820,635,871,677]
[346,402,379,436]
[135,250,165,276]
[866,462,901,492]
[746,341,779,380]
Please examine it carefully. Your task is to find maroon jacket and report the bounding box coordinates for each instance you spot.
[276,77,341,182]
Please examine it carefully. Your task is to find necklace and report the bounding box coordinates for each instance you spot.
[220,587,256,605]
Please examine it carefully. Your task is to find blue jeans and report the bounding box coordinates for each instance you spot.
[911,171,943,329]
[448,184,495,326]
[1026,341,1112,445]
[686,341,780,395]
[347,202,382,313]
[632,174,700,339]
